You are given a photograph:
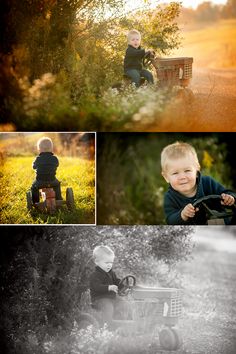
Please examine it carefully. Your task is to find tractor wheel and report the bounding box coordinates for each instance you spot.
[159,327,182,351]
[26,191,33,210]
[66,188,75,210]
[76,313,99,330]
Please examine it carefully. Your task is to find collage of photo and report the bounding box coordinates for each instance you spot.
[1,1,236,354]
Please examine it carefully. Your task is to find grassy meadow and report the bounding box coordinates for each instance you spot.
[0,134,95,224]
[173,19,236,68]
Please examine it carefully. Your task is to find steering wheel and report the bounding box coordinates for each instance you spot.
[142,51,156,68]
[192,194,235,220]
[118,275,136,296]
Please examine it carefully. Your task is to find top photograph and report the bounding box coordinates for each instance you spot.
[1,0,236,132]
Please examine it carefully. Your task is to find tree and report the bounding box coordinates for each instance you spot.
[195,1,221,22]
[222,0,236,18]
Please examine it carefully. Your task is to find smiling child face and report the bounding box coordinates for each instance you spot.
[162,156,198,197]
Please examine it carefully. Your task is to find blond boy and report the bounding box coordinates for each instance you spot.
[161,141,235,224]
[124,29,154,87]
[89,245,124,326]
[31,137,62,203]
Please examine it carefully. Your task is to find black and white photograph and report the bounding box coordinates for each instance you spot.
[1,226,236,354]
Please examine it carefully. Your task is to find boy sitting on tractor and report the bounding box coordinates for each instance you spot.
[161,141,236,225]
[31,137,62,204]
[124,29,154,87]
[89,245,127,327]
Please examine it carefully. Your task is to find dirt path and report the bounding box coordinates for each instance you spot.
[145,67,236,132]
[178,227,236,353]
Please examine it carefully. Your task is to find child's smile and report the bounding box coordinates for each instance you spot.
[163,157,198,197]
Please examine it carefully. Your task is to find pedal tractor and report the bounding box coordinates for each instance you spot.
[143,51,194,101]
[77,275,183,351]
[26,184,75,214]
[193,194,236,225]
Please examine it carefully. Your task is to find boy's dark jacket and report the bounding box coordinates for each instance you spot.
[33,152,59,181]
[90,266,121,302]
[164,172,236,225]
[124,45,145,72]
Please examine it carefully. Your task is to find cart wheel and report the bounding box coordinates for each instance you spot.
[26,191,33,210]
[159,327,182,351]
[76,313,99,330]
[66,187,75,210]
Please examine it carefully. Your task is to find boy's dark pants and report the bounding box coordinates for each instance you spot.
[31,179,62,203]
[125,69,154,87]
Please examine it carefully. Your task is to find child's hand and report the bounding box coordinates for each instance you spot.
[108,285,118,293]
[181,203,198,221]
[146,49,155,55]
[221,193,235,206]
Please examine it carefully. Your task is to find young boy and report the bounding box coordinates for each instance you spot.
[90,245,124,326]
[161,141,236,225]
[31,136,62,203]
[124,29,154,87]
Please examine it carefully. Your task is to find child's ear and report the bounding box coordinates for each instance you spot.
[162,171,169,183]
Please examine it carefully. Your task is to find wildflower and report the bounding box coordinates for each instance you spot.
[202,150,214,169]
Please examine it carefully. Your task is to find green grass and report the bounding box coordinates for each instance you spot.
[0,156,95,224]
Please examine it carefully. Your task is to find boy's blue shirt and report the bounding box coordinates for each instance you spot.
[124,44,146,71]
[164,172,236,225]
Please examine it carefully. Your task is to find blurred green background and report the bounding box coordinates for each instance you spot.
[97,133,236,224]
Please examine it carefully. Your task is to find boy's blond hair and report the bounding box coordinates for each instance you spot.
[127,29,141,42]
[93,245,114,261]
[161,141,200,172]
[37,137,53,153]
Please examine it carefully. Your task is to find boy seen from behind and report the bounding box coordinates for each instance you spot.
[31,136,62,203]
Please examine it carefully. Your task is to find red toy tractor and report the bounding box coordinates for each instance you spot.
[26,186,75,214]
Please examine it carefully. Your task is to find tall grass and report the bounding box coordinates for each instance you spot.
[0,156,95,224]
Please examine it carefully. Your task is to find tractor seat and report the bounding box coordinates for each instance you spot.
[123,74,146,85]
[36,180,60,188]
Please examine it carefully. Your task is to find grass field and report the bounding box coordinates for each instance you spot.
[173,19,236,68]
[0,156,95,224]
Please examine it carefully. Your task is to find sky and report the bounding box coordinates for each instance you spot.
[165,0,227,9]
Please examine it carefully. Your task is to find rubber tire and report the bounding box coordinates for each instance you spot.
[159,327,182,351]
[26,191,33,210]
[66,187,75,210]
[76,313,99,330]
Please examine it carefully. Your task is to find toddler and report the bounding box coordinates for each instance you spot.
[124,29,154,87]
[161,141,236,225]
[31,136,62,203]
[90,245,125,326]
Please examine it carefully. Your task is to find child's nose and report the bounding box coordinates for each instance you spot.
[179,173,186,179]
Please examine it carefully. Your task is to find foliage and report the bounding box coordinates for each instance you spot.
[122,2,182,55]
[180,0,236,23]
[97,134,234,224]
